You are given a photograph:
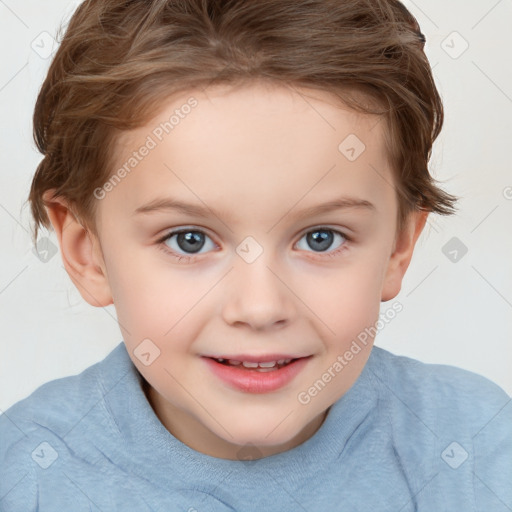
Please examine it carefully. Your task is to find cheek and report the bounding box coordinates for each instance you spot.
[105,252,212,356]
[101,244,177,338]
[296,254,386,347]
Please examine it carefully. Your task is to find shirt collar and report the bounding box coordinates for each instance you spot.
[99,342,379,491]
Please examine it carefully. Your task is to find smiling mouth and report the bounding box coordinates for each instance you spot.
[203,356,313,393]
[207,357,303,372]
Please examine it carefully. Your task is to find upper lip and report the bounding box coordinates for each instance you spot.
[203,354,311,363]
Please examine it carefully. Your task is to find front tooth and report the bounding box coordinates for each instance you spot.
[242,361,259,368]
[258,361,277,368]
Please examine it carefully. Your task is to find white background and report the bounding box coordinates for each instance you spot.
[0,0,511,412]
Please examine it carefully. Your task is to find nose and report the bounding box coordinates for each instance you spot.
[221,252,296,331]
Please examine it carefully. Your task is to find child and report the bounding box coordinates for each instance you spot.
[1,0,511,510]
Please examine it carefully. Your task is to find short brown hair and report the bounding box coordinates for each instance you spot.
[28,0,457,245]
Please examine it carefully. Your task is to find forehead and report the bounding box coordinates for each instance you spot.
[103,82,396,227]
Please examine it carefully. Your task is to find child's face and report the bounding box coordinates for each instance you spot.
[74,82,424,460]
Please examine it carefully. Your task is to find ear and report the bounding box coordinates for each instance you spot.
[381,210,428,302]
[42,190,113,307]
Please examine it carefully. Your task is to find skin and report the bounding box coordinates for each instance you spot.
[43,81,427,460]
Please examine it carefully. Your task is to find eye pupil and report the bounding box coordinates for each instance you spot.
[307,230,333,252]
[177,231,205,253]
[167,228,342,259]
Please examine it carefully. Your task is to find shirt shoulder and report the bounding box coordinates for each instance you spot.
[369,346,511,424]
[368,346,512,509]
[0,344,123,511]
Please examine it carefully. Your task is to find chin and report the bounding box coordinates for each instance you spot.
[224,422,305,452]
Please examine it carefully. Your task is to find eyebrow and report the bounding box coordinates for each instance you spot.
[133,196,376,220]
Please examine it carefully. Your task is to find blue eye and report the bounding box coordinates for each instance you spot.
[296,228,347,255]
[158,229,216,262]
[157,226,349,263]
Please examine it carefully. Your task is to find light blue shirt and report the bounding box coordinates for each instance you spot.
[1,342,511,511]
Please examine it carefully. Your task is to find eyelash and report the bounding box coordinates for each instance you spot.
[156,227,351,263]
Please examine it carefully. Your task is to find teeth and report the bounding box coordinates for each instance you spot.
[242,361,260,368]
[214,358,294,368]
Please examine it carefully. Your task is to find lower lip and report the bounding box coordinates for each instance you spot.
[203,357,312,393]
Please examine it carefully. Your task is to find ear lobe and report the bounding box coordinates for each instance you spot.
[42,190,113,308]
[381,210,428,302]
